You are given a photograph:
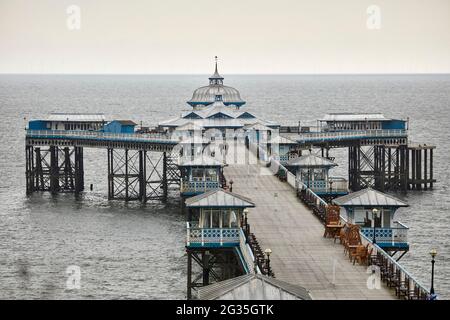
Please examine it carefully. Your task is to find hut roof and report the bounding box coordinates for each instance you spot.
[197,274,312,300]
[185,189,255,208]
[332,188,408,207]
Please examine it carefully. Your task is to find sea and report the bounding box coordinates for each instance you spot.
[0,74,448,299]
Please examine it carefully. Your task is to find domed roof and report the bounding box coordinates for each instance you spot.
[187,58,246,108]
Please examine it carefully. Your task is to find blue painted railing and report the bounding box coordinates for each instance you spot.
[180,181,220,194]
[361,222,409,246]
[294,129,407,144]
[186,222,240,247]
[26,129,178,144]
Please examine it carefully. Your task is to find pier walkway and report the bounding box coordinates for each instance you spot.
[224,161,395,300]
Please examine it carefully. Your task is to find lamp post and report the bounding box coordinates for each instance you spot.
[243,208,250,239]
[264,248,272,277]
[430,249,437,295]
[372,208,379,244]
[229,179,233,192]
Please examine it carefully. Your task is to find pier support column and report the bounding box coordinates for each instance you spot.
[50,146,59,194]
[187,250,192,300]
[74,147,84,195]
[348,144,411,192]
[107,149,168,202]
[26,145,83,195]
[25,145,35,194]
[107,148,140,201]
[406,145,435,190]
[185,248,244,300]
[162,152,168,202]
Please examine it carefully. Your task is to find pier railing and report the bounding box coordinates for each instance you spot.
[239,229,256,274]
[359,232,430,299]
[294,129,407,144]
[361,221,409,246]
[26,129,178,144]
[186,222,240,247]
[180,181,220,194]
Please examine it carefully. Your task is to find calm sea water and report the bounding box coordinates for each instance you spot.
[0,74,449,299]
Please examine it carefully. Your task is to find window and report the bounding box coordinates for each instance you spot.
[205,169,217,182]
[230,210,238,228]
[192,168,204,182]
[211,211,220,228]
[215,95,223,101]
[202,210,211,228]
[313,169,325,181]
[383,209,391,228]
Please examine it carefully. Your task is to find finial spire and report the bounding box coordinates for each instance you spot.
[209,55,224,83]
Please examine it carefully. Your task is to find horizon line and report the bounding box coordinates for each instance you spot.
[1,72,450,76]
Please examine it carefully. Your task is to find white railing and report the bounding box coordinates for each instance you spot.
[239,229,256,274]
[360,232,430,298]
[301,178,349,194]
[295,129,407,144]
[26,129,177,144]
[186,222,240,247]
[286,171,297,189]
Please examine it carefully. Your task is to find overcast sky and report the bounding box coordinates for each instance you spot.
[1,0,449,74]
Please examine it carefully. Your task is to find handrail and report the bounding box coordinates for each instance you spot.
[360,232,430,296]
[394,221,410,229]
[239,229,256,274]
[26,129,178,144]
[295,129,407,143]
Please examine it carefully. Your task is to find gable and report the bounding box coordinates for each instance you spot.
[183,112,203,119]
[206,112,234,119]
[237,112,256,119]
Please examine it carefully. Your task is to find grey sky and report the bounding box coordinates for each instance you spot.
[1,0,449,74]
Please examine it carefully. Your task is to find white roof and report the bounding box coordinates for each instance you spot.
[198,274,311,300]
[332,188,408,207]
[159,104,280,129]
[47,113,106,122]
[185,189,255,208]
[321,113,390,122]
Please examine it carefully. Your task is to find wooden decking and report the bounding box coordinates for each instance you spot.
[224,162,396,300]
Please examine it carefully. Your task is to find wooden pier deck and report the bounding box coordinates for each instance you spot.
[224,162,396,300]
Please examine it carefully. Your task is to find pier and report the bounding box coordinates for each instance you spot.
[23,60,437,300]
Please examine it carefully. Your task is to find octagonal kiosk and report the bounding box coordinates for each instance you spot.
[185,188,256,299]
[332,188,409,258]
[286,153,348,197]
[178,155,226,196]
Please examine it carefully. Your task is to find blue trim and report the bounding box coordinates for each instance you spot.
[187,101,246,107]
[376,242,409,249]
[186,243,239,248]
[186,205,255,209]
